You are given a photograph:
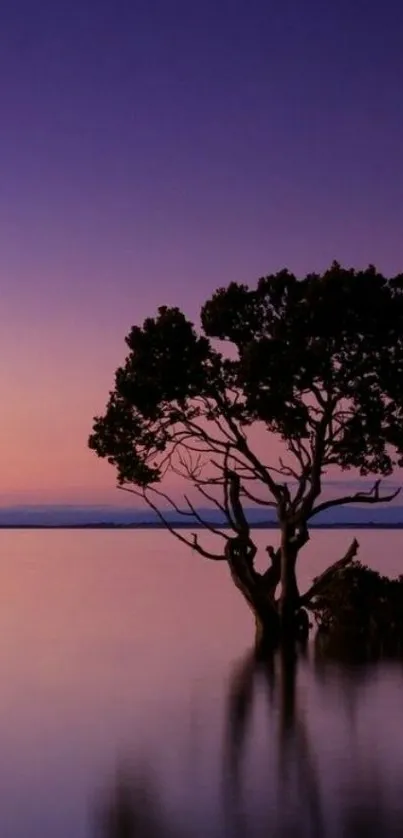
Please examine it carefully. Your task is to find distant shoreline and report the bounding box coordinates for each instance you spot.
[0,522,403,530]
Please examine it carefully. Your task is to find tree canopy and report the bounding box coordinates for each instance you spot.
[89,262,403,638]
[90,262,403,528]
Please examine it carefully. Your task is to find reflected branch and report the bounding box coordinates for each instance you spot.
[223,646,324,838]
[95,766,180,838]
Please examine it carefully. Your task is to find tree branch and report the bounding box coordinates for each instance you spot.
[220,450,239,531]
[195,483,239,533]
[117,485,226,561]
[308,480,401,520]
[278,456,300,480]
[299,406,333,517]
[287,437,312,510]
[213,392,284,502]
[227,471,250,538]
[300,538,359,607]
[240,484,278,508]
[183,494,230,540]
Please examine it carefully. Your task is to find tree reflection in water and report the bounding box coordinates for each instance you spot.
[95,766,180,838]
[95,646,403,838]
[223,641,324,838]
[224,643,403,838]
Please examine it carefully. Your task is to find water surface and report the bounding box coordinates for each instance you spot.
[0,529,402,836]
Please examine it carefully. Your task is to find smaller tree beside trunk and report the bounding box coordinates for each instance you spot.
[89,263,403,645]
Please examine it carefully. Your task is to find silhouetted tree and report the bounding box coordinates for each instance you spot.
[89,263,403,642]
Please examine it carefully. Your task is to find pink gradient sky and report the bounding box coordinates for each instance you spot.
[1,1,403,505]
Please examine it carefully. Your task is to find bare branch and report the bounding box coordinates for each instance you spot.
[183,417,234,454]
[177,449,204,481]
[278,456,300,480]
[190,531,226,559]
[117,485,226,561]
[308,480,401,520]
[183,494,230,540]
[300,538,359,607]
[240,484,278,508]
[195,484,239,533]
[288,436,312,470]
[212,393,284,501]
[209,453,265,481]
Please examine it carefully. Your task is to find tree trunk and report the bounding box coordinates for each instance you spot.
[279,527,300,636]
[254,609,280,651]
[225,538,280,649]
[225,534,309,647]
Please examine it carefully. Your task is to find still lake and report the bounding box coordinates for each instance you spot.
[0,529,403,836]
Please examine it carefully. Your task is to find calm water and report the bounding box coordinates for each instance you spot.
[0,529,402,836]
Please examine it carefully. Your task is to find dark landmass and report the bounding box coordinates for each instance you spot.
[1,503,403,528]
[1,521,403,530]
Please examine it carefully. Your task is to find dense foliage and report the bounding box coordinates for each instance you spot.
[89,263,403,639]
[90,264,403,494]
[312,562,403,658]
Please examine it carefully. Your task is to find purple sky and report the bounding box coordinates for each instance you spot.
[1,0,402,503]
